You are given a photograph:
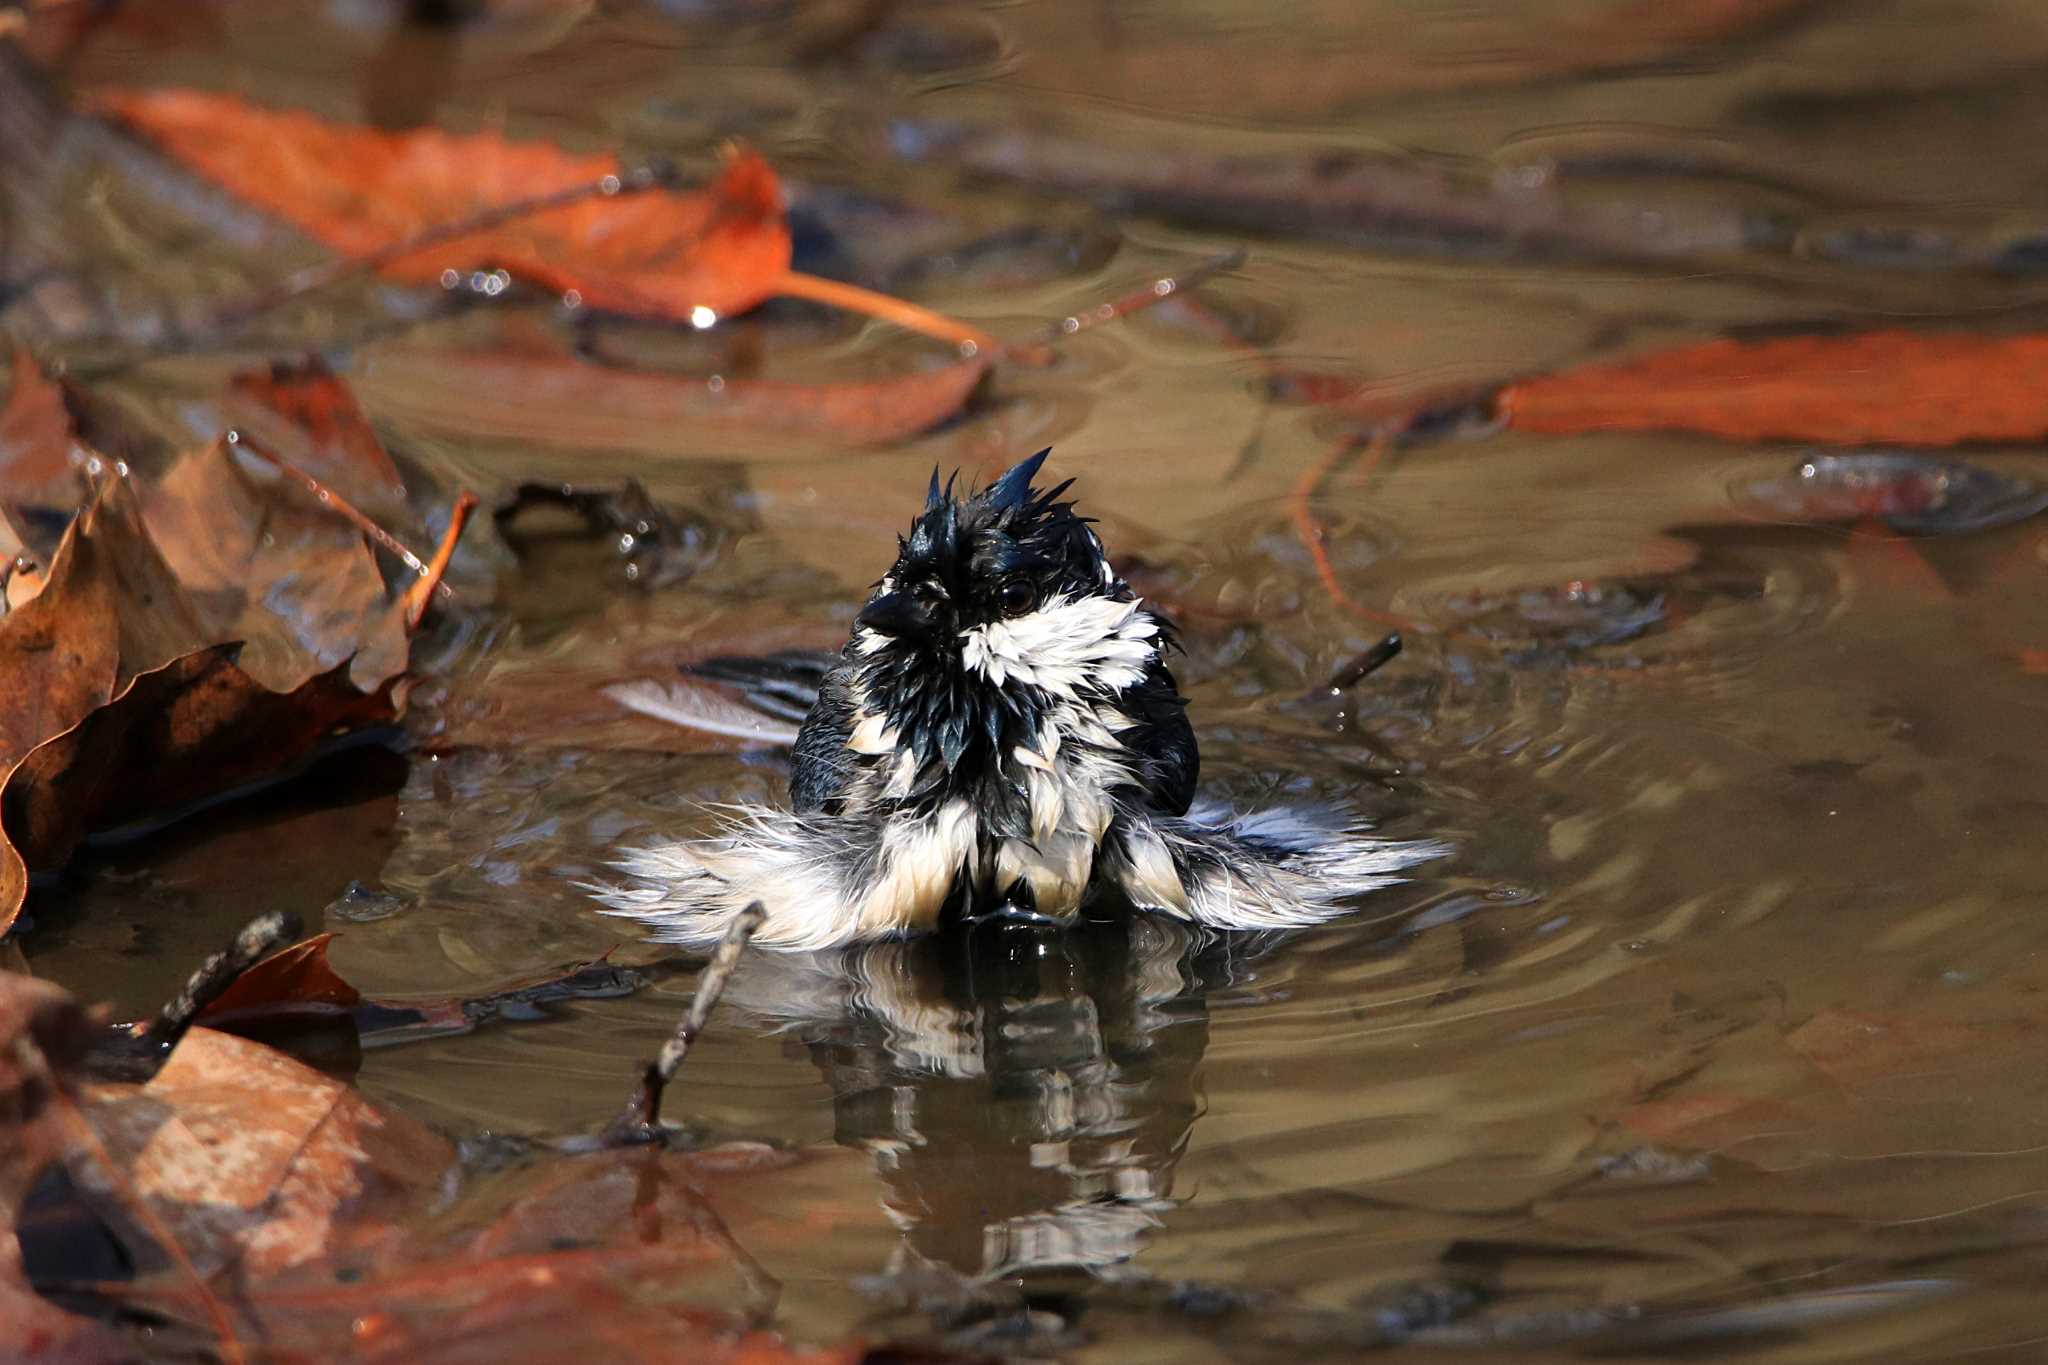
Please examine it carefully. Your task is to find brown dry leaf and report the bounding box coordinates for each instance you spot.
[141,436,411,692]
[0,972,126,1363]
[0,472,413,932]
[3,647,402,918]
[78,1026,454,1282]
[354,347,989,454]
[68,1027,875,1362]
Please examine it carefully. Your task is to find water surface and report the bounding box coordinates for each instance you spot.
[13,2,2048,1358]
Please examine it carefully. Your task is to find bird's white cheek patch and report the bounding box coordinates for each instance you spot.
[960,596,1159,697]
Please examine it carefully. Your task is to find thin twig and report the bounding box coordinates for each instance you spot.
[603,904,764,1144]
[1325,632,1404,690]
[1287,434,1430,634]
[223,429,454,601]
[51,1090,246,1363]
[402,489,478,630]
[1039,246,1248,346]
[200,166,672,334]
[149,911,303,1049]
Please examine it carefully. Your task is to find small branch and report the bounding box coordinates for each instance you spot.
[148,911,303,1049]
[1325,632,1403,690]
[1039,246,1247,347]
[603,904,764,1145]
[772,270,1002,358]
[402,489,478,630]
[1288,434,1431,635]
[200,166,673,334]
[224,429,456,603]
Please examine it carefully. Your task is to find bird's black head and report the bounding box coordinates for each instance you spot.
[855,449,1119,650]
[842,450,1178,800]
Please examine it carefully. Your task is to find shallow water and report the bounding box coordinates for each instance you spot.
[13,1,2048,1358]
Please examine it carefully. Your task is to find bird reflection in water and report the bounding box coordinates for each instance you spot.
[719,913,1265,1279]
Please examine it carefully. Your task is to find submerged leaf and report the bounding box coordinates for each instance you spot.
[354,348,988,451]
[1498,330,2048,446]
[95,87,793,321]
[78,1027,455,1279]
[1731,452,2048,534]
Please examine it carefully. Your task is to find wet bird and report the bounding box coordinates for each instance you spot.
[588,450,1445,950]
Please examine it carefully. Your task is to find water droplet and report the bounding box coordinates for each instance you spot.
[561,289,582,309]
[599,174,621,195]
[440,269,460,289]
[706,374,725,393]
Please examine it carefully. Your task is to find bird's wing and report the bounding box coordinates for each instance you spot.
[1123,663,1199,816]
[683,648,838,722]
[790,660,861,813]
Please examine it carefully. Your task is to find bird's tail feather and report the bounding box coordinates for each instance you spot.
[580,807,887,952]
[1107,799,1449,932]
[584,799,1448,950]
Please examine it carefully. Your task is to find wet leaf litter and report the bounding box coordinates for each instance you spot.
[6,2,2048,1361]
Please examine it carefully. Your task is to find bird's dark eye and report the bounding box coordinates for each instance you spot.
[998,577,1036,616]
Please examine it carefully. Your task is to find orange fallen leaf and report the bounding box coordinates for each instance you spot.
[1498,330,2048,446]
[94,87,792,322]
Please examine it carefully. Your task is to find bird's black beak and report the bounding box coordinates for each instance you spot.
[855,590,938,640]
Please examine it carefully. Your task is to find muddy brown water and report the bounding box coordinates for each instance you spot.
[11,2,2048,1359]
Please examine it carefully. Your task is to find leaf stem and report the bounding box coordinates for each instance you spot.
[402,490,478,631]
[223,429,457,603]
[772,270,1001,357]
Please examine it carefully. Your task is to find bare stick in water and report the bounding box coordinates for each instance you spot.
[1326,632,1404,690]
[150,910,303,1048]
[605,902,765,1143]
